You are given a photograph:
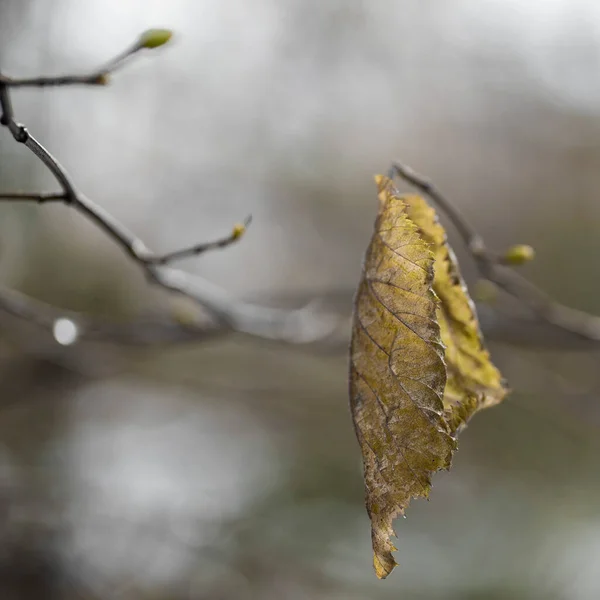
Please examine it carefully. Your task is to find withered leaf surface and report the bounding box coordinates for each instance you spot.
[402,194,507,433]
[349,176,507,579]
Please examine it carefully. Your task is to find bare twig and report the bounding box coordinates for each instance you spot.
[0,192,65,202]
[0,31,162,88]
[0,32,338,349]
[145,215,253,265]
[389,161,600,343]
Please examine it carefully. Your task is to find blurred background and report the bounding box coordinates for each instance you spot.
[1,0,600,598]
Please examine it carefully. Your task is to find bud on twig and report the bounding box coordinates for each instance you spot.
[502,244,535,265]
[473,279,499,304]
[138,29,173,50]
[92,73,110,86]
[231,223,247,240]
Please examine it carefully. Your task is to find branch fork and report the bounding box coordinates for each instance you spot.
[0,31,337,347]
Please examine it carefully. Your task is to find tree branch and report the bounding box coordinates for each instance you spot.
[0,31,339,349]
[389,161,600,344]
[0,192,65,202]
[0,29,168,88]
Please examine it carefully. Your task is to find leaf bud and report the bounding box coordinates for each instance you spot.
[139,28,173,49]
[503,244,535,265]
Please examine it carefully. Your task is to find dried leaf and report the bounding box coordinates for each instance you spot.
[402,194,507,433]
[349,176,508,579]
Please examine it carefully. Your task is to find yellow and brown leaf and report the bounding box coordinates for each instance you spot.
[349,176,508,579]
[402,194,507,431]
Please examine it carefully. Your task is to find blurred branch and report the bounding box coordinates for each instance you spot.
[0,192,64,202]
[0,31,338,349]
[389,161,600,346]
[0,29,172,88]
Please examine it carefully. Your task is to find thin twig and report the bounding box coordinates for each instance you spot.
[0,35,338,349]
[0,188,253,262]
[146,215,253,265]
[388,162,484,254]
[0,82,14,122]
[389,161,600,342]
[0,192,65,202]
[0,39,144,88]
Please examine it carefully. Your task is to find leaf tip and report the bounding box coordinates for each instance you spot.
[374,174,396,213]
[374,551,398,579]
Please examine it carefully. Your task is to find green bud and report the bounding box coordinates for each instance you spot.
[472,279,498,304]
[139,28,173,49]
[93,73,110,86]
[170,297,199,326]
[503,244,535,265]
[231,223,247,240]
